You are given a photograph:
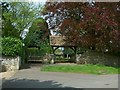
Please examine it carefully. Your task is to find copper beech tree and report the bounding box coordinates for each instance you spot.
[42,2,120,53]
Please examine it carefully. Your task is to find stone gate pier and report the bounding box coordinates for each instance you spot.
[0,56,21,72]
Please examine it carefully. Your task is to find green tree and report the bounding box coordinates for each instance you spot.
[2,2,42,38]
[24,18,48,48]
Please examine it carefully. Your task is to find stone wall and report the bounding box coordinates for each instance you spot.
[1,56,21,72]
[76,50,119,67]
[42,54,55,64]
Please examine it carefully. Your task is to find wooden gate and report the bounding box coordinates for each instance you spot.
[27,47,43,62]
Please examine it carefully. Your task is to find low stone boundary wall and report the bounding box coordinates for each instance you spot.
[0,56,21,72]
[76,50,119,67]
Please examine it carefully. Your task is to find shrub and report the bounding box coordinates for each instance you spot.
[2,37,23,56]
[0,38,2,55]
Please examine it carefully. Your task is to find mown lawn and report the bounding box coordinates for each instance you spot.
[41,64,120,75]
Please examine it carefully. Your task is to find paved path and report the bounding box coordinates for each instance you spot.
[2,64,118,88]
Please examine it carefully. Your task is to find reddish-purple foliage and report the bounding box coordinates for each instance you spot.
[42,2,120,53]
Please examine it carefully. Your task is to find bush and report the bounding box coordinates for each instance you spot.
[2,37,23,56]
[39,41,52,54]
[0,38,2,55]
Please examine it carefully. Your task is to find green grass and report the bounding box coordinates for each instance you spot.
[41,64,120,75]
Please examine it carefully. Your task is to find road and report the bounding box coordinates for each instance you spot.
[2,63,119,89]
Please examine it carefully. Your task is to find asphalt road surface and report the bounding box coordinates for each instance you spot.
[2,63,119,89]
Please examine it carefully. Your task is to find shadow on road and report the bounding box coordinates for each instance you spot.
[2,78,75,88]
[2,78,118,90]
[20,64,31,70]
[20,62,42,70]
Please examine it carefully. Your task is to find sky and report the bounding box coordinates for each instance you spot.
[1,0,47,3]
[2,0,47,2]
[29,0,47,4]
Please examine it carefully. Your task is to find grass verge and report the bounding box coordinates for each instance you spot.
[41,64,120,75]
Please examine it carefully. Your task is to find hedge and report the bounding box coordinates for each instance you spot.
[2,37,23,56]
